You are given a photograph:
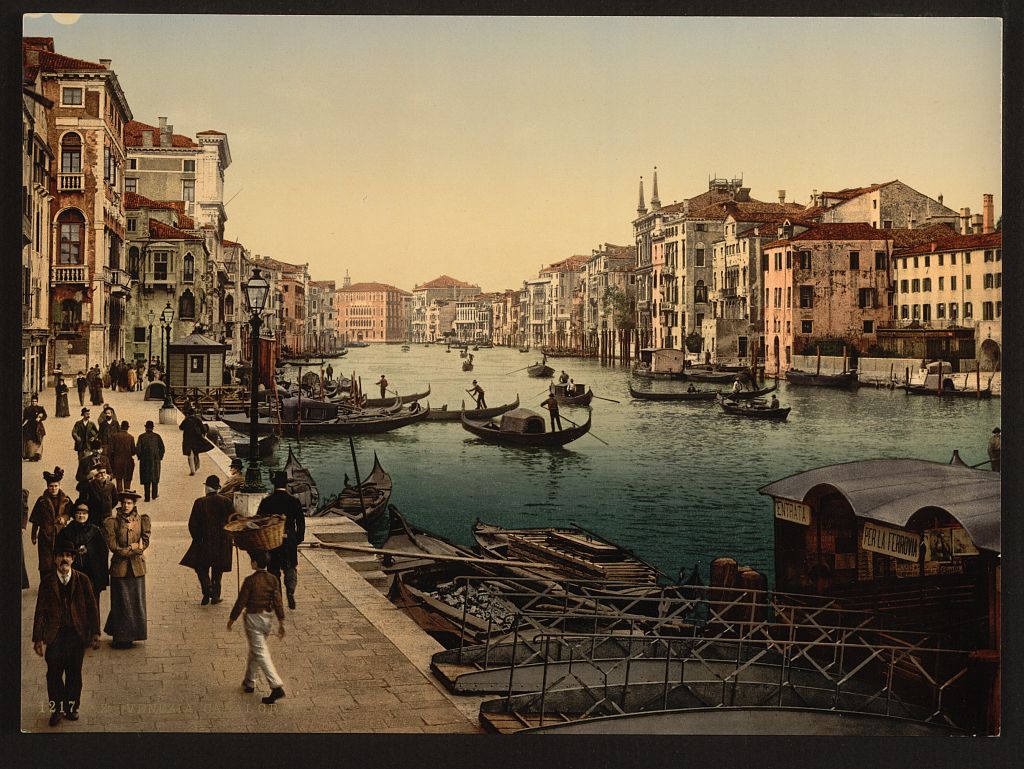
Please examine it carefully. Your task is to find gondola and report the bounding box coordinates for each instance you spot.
[379,504,478,576]
[549,382,594,406]
[401,345,410,352]
[313,453,392,527]
[518,346,530,353]
[718,398,791,421]
[628,383,719,401]
[219,403,431,436]
[426,395,520,422]
[526,363,555,378]
[785,369,859,388]
[722,382,779,400]
[461,407,592,448]
[462,361,474,371]
[347,341,369,348]
[903,383,992,399]
[284,447,320,512]
[232,432,280,459]
[359,386,431,408]
[630,367,686,380]
[686,370,738,384]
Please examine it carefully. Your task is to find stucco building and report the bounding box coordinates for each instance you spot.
[337,281,411,344]
[810,180,958,231]
[307,280,338,353]
[411,275,480,342]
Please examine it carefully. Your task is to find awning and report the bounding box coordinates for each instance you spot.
[758,459,1001,553]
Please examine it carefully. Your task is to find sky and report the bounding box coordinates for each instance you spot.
[23,13,1002,293]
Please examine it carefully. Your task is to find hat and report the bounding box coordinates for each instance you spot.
[31,393,39,401]
[74,502,90,512]
[43,467,64,484]
[118,490,142,501]
[472,380,477,384]
[205,475,221,490]
[81,407,90,415]
[993,427,1001,434]
[229,458,244,470]
[145,420,155,429]
[54,536,78,556]
[271,470,289,488]
[86,468,99,480]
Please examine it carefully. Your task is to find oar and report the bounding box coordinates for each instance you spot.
[504,366,531,375]
[592,395,621,404]
[558,412,610,446]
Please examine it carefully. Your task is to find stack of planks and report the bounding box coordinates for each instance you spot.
[506,530,659,584]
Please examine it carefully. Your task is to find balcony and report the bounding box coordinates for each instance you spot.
[52,265,88,284]
[719,286,738,299]
[104,266,133,295]
[58,173,84,192]
[877,319,965,332]
[52,321,89,336]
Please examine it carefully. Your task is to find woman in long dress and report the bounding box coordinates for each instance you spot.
[29,467,71,578]
[21,394,46,461]
[179,406,213,476]
[55,377,71,418]
[88,367,104,405]
[61,501,109,607]
[103,490,151,648]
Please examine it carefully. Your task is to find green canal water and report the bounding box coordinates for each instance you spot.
[264,344,999,585]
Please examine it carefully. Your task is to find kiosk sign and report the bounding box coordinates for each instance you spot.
[861,522,921,562]
[774,498,811,526]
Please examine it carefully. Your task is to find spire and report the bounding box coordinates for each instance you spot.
[343,269,351,288]
[637,176,647,216]
[650,166,660,210]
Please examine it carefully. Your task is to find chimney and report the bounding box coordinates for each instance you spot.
[735,187,751,203]
[99,58,111,69]
[778,190,786,204]
[972,214,983,234]
[982,194,994,233]
[158,116,167,129]
[959,207,971,235]
[142,130,153,148]
[811,189,818,207]
[937,193,944,207]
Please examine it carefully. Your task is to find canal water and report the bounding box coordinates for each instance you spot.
[266,344,999,585]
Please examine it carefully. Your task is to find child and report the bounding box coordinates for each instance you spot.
[227,549,286,704]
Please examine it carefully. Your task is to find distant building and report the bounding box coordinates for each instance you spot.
[580,243,635,349]
[337,281,411,344]
[307,280,338,353]
[253,256,309,353]
[809,180,958,231]
[411,275,480,342]
[539,255,588,348]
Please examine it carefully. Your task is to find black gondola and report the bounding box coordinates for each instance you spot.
[314,453,392,527]
[426,395,520,421]
[718,398,790,421]
[786,369,859,388]
[461,407,592,448]
[526,363,555,378]
[628,383,719,401]
[284,447,320,512]
[550,382,594,406]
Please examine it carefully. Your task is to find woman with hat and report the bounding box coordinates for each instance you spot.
[87,367,103,406]
[102,490,151,648]
[55,377,71,418]
[22,394,47,461]
[179,405,213,476]
[60,502,109,608]
[30,467,71,578]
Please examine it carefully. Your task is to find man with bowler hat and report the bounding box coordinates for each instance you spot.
[180,475,235,605]
[72,408,99,460]
[258,471,305,610]
[32,536,100,726]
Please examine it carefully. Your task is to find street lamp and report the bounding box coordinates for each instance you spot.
[160,302,174,409]
[147,309,155,365]
[242,267,270,492]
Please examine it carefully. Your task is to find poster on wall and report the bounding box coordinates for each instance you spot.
[924,528,954,563]
[951,527,980,557]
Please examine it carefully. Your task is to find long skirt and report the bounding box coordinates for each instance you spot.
[56,393,70,417]
[89,385,103,405]
[23,438,42,460]
[104,575,147,641]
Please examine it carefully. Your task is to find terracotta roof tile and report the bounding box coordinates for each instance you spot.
[222,239,241,247]
[124,192,177,211]
[125,120,199,149]
[36,50,107,72]
[820,181,897,200]
[896,230,1001,256]
[541,254,589,274]
[147,219,198,240]
[23,38,55,52]
[196,129,226,135]
[789,222,895,242]
[414,274,478,290]
[341,282,411,295]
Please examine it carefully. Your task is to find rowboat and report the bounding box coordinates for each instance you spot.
[526,363,555,378]
[313,452,391,527]
[461,407,592,448]
[462,362,473,371]
[232,432,280,459]
[284,447,320,512]
[518,346,530,353]
[903,383,992,399]
[380,504,478,575]
[549,382,594,406]
[348,341,369,348]
[722,382,778,400]
[718,399,790,421]
[902,363,992,398]
[219,403,431,436]
[628,383,718,401]
[401,345,410,352]
[426,395,520,422]
[786,369,859,388]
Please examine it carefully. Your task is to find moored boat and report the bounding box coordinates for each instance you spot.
[219,402,430,436]
[358,385,431,408]
[462,361,474,371]
[686,370,738,384]
[526,363,555,378]
[549,382,594,406]
[426,395,520,421]
[313,452,392,527]
[461,407,592,448]
[718,398,790,421]
[786,369,859,388]
[722,382,778,400]
[232,432,280,459]
[283,446,320,512]
[631,367,687,380]
[628,383,718,401]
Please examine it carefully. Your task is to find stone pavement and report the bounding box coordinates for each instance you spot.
[21,385,482,733]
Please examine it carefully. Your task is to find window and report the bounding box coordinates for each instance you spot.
[951,276,957,291]
[938,254,943,266]
[695,223,707,232]
[153,252,169,281]
[183,253,195,282]
[984,273,993,289]
[61,87,83,106]
[983,302,994,320]
[922,304,931,323]
[59,299,81,329]
[133,327,146,343]
[936,303,945,319]
[996,272,1001,288]
[125,178,137,193]
[911,279,920,293]
[695,246,705,267]
[874,251,886,270]
[801,320,812,334]
[924,256,930,268]
[128,246,140,279]
[963,302,973,319]
[57,209,85,264]
[694,281,707,303]
[900,304,909,319]
[61,133,82,173]
[799,251,811,270]
[127,218,136,233]
[799,285,814,308]
[965,275,971,290]
[938,277,944,291]
[922,278,932,292]
[883,220,893,229]
[774,253,783,270]
[183,159,196,172]
[902,257,908,270]
[900,279,909,293]
[863,320,874,333]
[180,290,196,319]
[872,199,878,209]
[104,147,111,183]
[951,253,957,265]
[996,249,1001,261]
[984,250,994,262]
[774,287,782,308]
[761,254,769,272]
[128,159,137,170]
[964,252,971,264]
[912,304,920,320]
[189,355,205,374]
[182,179,195,202]
[858,288,875,308]
[950,302,958,320]
[849,251,860,270]
[786,286,792,306]
[913,256,919,268]
[786,251,792,269]
[996,301,1002,317]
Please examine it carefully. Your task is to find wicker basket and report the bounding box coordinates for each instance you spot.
[224,514,285,552]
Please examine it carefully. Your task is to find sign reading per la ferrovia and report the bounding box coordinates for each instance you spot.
[861,522,921,562]
[774,499,811,526]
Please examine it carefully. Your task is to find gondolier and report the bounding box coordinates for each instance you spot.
[540,394,562,431]
[376,374,388,400]
[466,380,487,409]
[258,471,305,610]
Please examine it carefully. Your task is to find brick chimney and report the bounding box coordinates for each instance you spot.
[982,194,994,233]
[158,116,171,148]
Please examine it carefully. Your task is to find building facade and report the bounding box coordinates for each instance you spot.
[307,280,338,353]
[337,282,411,344]
[813,180,958,231]
[410,275,480,342]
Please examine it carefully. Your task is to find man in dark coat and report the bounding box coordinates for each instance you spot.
[71,408,99,459]
[97,406,119,454]
[136,420,165,501]
[179,406,212,476]
[75,371,87,406]
[107,421,136,492]
[180,476,235,605]
[60,502,109,607]
[32,537,100,726]
[80,466,117,529]
[259,471,305,610]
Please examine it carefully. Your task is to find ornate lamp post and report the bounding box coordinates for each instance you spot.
[242,267,270,492]
[160,302,174,409]
[147,309,155,364]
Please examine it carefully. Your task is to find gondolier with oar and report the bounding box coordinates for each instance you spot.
[466,380,487,409]
[375,374,388,400]
[540,393,562,431]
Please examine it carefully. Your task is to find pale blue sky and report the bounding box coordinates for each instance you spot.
[23,14,1002,292]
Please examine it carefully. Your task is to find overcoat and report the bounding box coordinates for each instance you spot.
[103,511,151,578]
[72,418,99,453]
[136,431,165,485]
[257,489,305,569]
[179,415,213,455]
[22,405,47,443]
[107,430,136,480]
[32,569,99,645]
[179,492,235,572]
[81,477,117,528]
[29,491,71,574]
[60,520,110,592]
[97,414,119,450]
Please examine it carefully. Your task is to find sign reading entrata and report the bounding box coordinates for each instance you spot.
[774,498,811,526]
[861,522,921,562]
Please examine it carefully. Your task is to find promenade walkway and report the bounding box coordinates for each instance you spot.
[20,385,482,733]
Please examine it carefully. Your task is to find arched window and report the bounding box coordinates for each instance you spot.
[694,280,707,304]
[128,246,140,279]
[59,299,81,330]
[61,133,82,174]
[57,209,85,264]
[183,253,195,282]
[179,289,196,319]
[225,294,234,319]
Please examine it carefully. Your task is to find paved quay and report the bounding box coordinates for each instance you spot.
[20,386,483,733]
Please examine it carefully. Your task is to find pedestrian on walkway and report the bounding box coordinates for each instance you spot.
[32,537,100,727]
[22,394,47,461]
[107,420,137,492]
[180,476,235,605]
[988,427,1001,472]
[97,406,120,451]
[540,393,563,431]
[135,360,145,391]
[228,549,286,704]
[219,457,246,496]
[71,408,99,459]
[30,468,71,580]
[55,377,71,418]
[259,471,305,610]
[75,371,87,407]
[80,465,117,529]
[179,406,212,476]
[22,489,30,590]
[61,502,109,608]
[87,367,103,406]
[136,420,165,501]
[102,491,150,648]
